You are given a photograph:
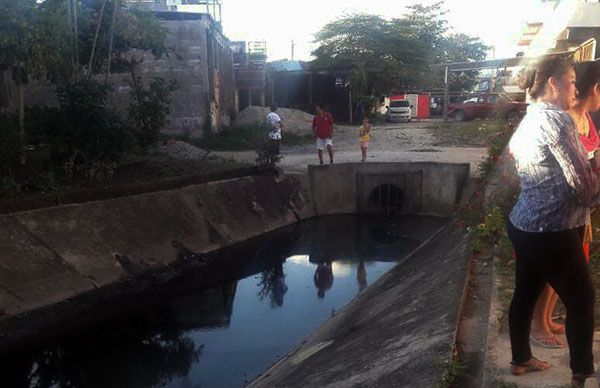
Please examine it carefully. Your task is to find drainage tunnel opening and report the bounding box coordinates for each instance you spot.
[367,184,405,216]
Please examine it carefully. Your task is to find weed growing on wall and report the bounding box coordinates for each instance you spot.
[435,356,466,387]
[477,122,515,182]
[455,118,518,331]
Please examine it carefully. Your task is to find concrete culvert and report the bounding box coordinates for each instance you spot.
[367,184,405,216]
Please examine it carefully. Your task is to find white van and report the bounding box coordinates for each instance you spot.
[385,99,411,122]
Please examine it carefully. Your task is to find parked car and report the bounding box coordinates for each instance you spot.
[447,93,527,123]
[385,99,412,122]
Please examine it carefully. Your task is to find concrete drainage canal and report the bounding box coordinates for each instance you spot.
[0,214,447,388]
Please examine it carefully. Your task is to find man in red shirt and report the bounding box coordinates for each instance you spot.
[312,105,334,164]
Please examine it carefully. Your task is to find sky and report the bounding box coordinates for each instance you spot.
[197,0,546,61]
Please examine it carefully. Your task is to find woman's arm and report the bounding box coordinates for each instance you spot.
[546,114,599,204]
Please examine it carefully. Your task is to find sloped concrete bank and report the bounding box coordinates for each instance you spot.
[0,174,314,348]
[249,221,471,387]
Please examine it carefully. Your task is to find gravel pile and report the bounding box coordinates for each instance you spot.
[234,106,314,135]
[158,140,208,160]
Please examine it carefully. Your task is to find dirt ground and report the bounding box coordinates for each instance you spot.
[212,119,489,176]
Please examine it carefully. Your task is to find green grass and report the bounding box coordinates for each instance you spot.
[179,125,313,151]
[434,357,466,388]
[426,119,510,147]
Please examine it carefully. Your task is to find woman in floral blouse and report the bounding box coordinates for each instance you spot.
[507,56,599,387]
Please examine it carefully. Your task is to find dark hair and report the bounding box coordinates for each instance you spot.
[270,103,278,111]
[574,61,600,100]
[518,56,574,99]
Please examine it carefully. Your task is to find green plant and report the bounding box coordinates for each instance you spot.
[255,141,282,168]
[354,95,379,120]
[471,206,505,253]
[0,114,20,176]
[196,125,265,151]
[44,80,132,182]
[435,357,466,387]
[128,77,177,152]
[477,122,514,181]
[37,170,60,193]
[195,124,313,151]
[0,176,21,197]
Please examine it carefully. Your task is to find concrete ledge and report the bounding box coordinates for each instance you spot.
[249,221,470,388]
[0,167,259,215]
[309,162,470,217]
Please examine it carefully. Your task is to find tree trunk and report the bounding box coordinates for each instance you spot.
[18,82,25,165]
[73,0,80,81]
[67,0,74,72]
[105,0,119,83]
[87,0,107,79]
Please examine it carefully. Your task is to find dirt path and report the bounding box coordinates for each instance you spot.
[212,120,487,177]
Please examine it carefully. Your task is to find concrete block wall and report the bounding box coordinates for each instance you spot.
[3,14,235,138]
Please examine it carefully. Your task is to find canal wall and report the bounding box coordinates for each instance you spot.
[0,161,472,364]
[0,174,313,319]
[249,221,470,387]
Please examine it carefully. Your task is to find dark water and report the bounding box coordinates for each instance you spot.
[1,215,447,388]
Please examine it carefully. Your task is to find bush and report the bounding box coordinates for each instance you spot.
[45,80,132,182]
[355,95,379,121]
[255,140,282,168]
[196,125,265,151]
[0,114,20,176]
[128,77,177,152]
[195,124,312,151]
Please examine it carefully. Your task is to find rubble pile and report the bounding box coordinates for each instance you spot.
[235,106,314,134]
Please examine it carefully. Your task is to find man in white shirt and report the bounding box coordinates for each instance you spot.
[266,103,283,155]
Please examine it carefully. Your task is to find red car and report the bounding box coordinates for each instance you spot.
[447,93,528,122]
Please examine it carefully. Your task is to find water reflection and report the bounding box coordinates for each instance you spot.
[357,260,368,291]
[0,215,446,388]
[314,261,334,298]
[256,261,288,308]
[3,309,203,388]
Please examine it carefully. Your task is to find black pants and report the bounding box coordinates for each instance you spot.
[507,221,595,375]
[269,139,280,155]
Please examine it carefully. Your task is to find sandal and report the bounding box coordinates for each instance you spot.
[530,334,564,348]
[571,373,594,387]
[510,357,551,375]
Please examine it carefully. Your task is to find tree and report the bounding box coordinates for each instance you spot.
[312,13,429,96]
[442,33,488,91]
[311,1,488,95]
[77,1,168,83]
[402,1,488,92]
[0,0,46,164]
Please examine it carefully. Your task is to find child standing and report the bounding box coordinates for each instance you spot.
[359,117,371,162]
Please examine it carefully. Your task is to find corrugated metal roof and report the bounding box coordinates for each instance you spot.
[268,60,304,72]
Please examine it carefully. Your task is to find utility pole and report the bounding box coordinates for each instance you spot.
[291,40,296,61]
[443,65,449,122]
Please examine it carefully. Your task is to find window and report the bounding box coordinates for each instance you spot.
[390,100,410,108]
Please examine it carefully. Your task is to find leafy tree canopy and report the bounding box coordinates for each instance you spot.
[311,1,488,95]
